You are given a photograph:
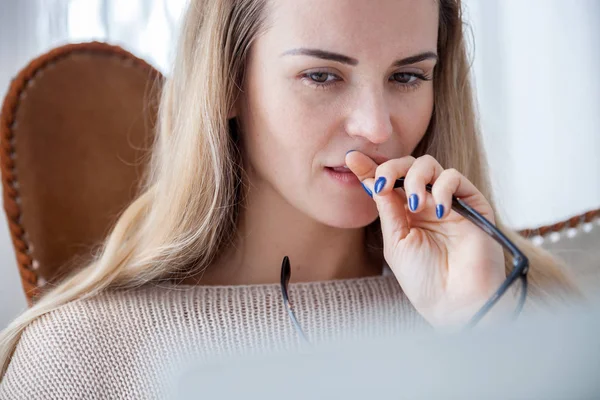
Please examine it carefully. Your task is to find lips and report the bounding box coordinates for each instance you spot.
[328,166,351,173]
[324,166,360,185]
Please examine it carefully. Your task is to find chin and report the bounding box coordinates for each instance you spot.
[315,204,379,229]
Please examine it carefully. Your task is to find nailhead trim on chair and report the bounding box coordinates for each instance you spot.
[0,42,163,304]
[517,208,600,239]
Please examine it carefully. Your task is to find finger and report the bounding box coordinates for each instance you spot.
[431,168,495,223]
[374,180,411,243]
[345,151,379,181]
[361,177,376,198]
[345,151,386,198]
[368,157,418,243]
[402,155,444,214]
[371,156,416,197]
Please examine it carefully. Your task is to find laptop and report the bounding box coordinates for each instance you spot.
[173,301,600,399]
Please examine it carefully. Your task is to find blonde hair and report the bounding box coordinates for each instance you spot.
[0,0,579,378]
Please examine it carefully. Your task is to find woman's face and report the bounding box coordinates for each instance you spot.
[236,0,439,228]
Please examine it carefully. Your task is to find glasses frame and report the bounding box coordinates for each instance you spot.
[281,177,529,344]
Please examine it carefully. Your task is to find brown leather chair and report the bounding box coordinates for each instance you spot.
[1,42,599,306]
[0,42,163,304]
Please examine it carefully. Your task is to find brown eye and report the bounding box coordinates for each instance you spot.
[392,72,418,84]
[309,72,330,83]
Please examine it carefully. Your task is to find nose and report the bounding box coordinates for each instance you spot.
[345,87,394,144]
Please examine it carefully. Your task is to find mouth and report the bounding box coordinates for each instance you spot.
[324,165,360,185]
[325,165,352,173]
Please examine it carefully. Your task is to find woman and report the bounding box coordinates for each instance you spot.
[0,0,578,397]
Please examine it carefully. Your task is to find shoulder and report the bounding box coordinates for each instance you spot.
[0,286,185,398]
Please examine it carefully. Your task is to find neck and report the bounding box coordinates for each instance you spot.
[186,177,383,286]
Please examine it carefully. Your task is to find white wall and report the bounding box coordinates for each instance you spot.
[1,0,599,329]
[464,0,600,229]
[0,1,42,331]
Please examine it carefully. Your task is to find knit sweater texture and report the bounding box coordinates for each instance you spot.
[0,274,428,399]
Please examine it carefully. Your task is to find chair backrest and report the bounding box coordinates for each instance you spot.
[0,42,163,304]
[519,209,600,296]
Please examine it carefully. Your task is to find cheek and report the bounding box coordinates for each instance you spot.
[394,89,434,150]
[239,83,330,187]
[249,84,334,158]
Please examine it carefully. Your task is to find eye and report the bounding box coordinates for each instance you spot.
[307,72,337,84]
[299,70,342,90]
[391,72,420,84]
[389,72,432,91]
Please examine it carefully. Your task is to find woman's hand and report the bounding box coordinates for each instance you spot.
[346,151,510,329]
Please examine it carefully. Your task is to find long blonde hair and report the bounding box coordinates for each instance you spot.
[0,0,579,378]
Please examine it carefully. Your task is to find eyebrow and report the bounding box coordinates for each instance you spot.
[281,48,359,65]
[392,51,438,67]
[280,48,438,67]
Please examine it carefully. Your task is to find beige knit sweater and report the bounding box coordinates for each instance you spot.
[0,274,427,399]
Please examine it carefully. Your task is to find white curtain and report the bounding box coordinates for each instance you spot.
[1,0,599,326]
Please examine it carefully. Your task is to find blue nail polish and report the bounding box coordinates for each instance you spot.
[361,182,373,198]
[436,204,444,219]
[409,194,419,211]
[374,177,387,194]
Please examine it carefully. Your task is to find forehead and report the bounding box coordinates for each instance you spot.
[262,0,439,58]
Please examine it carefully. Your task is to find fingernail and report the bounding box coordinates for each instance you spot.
[408,194,419,211]
[346,150,356,156]
[436,204,444,219]
[361,182,373,198]
[374,177,387,194]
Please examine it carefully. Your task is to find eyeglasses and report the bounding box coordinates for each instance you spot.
[280,177,529,344]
